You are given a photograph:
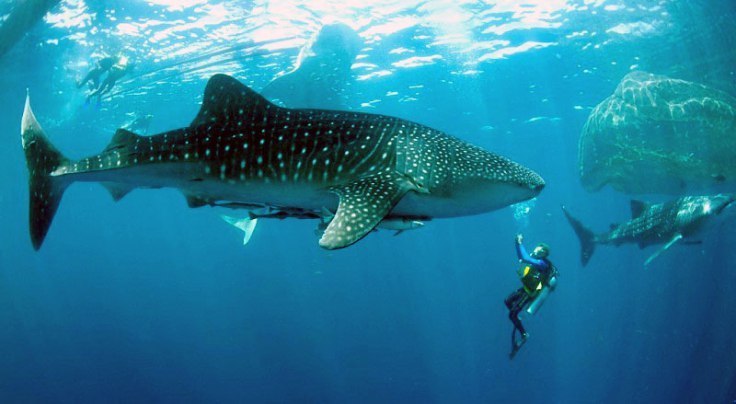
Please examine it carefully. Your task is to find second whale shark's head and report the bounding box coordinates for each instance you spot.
[674,194,736,235]
[682,194,736,217]
[704,194,736,216]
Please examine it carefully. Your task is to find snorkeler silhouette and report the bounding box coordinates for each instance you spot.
[261,22,362,109]
[77,55,117,90]
[86,56,133,105]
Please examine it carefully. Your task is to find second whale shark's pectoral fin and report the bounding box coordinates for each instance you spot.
[644,233,683,267]
[319,172,421,249]
[682,240,703,245]
[221,214,259,246]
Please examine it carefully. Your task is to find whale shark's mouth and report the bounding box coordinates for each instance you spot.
[724,199,736,211]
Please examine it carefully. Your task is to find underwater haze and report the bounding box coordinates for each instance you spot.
[1,0,736,402]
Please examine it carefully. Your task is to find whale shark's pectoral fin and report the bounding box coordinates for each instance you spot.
[319,172,421,249]
[185,194,211,208]
[221,215,259,246]
[644,233,683,267]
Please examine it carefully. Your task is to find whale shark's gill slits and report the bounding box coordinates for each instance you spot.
[350,118,392,175]
[334,115,366,177]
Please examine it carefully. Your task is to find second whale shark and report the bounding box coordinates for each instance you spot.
[563,194,735,267]
[21,74,545,250]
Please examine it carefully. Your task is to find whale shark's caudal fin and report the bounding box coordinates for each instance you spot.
[21,92,70,250]
[562,206,596,267]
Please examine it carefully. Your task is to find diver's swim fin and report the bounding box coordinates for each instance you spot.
[509,329,528,360]
[509,337,527,360]
[644,233,683,267]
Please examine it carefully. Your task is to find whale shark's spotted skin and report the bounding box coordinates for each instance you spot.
[22,74,544,250]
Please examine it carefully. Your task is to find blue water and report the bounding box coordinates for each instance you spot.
[1,1,735,402]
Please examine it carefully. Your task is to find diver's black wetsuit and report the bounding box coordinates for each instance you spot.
[505,288,531,335]
[77,56,116,90]
[87,63,130,104]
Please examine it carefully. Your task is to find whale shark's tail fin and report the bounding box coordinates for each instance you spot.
[21,92,70,250]
[562,206,596,267]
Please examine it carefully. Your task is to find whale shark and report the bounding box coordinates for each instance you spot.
[261,23,362,109]
[563,194,735,267]
[579,71,736,195]
[21,74,545,250]
[0,0,59,61]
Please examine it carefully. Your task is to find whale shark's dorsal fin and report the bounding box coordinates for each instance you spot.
[630,199,649,218]
[190,74,276,128]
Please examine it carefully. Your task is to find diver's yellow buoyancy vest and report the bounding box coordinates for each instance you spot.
[519,264,544,296]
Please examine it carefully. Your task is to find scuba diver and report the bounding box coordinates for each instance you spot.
[504,234,558,359]
[86,55,133,105]
[77,55,117,90]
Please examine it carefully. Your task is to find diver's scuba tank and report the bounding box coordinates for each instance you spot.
[517,260,558,316]
[526,275,556,315]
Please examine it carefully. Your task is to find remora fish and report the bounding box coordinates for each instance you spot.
[220,206,424,246]
[21,74,545,250]
[563,194,735,266]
